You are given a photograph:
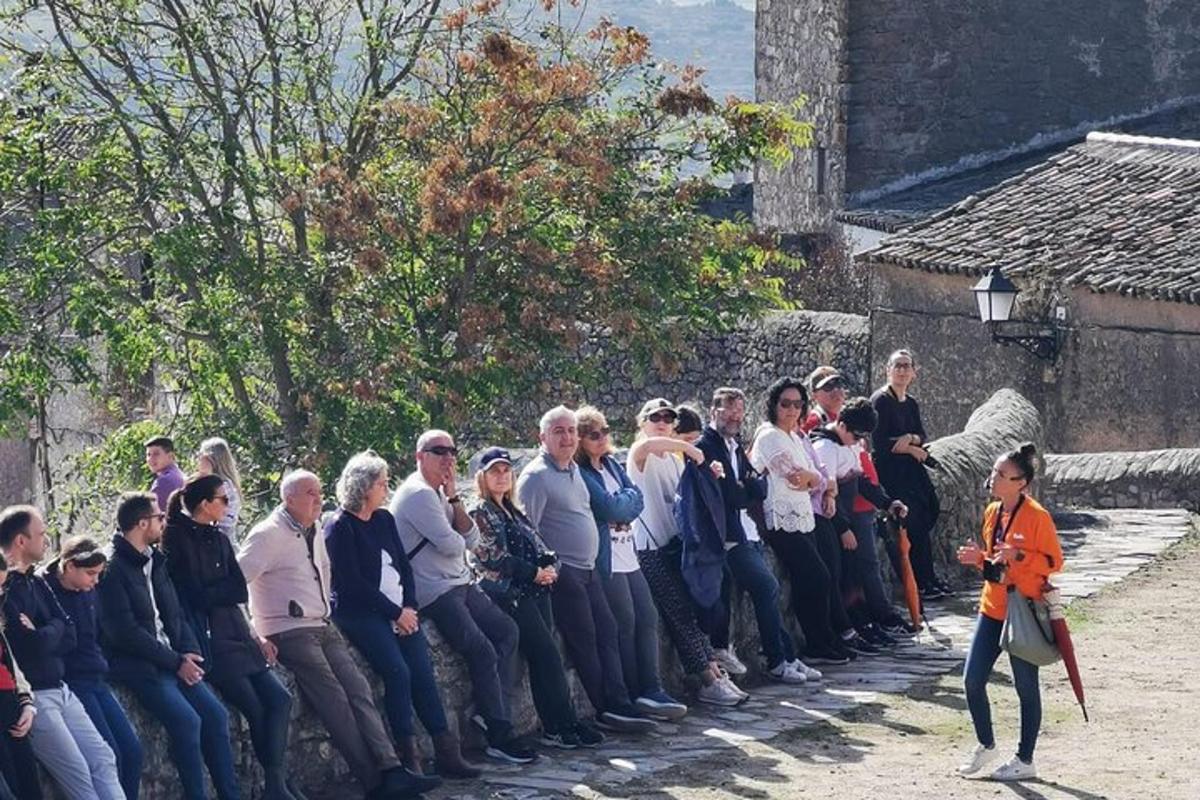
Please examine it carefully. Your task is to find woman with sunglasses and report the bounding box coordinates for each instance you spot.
[45,536,144,800]
[164,474,301,800]
[627,399,748,707]
[576,406,688,721]
[955,443,1063,782]
[871,348,949,599]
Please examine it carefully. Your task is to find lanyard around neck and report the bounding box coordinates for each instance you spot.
[990,494,1026,554]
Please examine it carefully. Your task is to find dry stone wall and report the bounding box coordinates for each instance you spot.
[1042,449,1200,512]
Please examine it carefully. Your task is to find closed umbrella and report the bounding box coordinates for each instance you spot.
[1044,586,1089,722]
[894,519,923,630]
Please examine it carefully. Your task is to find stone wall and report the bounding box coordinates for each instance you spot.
[93,390,1042,799]
[486,310,872,446]
[756,0,1200,233]
[1042,449,1200,512]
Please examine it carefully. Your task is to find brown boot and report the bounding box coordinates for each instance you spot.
[399,736,425,775]
[432,731,482,779]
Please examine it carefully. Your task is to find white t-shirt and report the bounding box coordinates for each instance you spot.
[750,425,817,533]
[629,452,684,551]
[812,436,862,481]
[725,436,761,543]
[379,548,405,608]
[602,468,641,573]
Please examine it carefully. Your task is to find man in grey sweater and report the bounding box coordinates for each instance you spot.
[516,407,656,734]
[390,430,534,764]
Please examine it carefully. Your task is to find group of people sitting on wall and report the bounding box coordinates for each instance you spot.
[0,349,960,800]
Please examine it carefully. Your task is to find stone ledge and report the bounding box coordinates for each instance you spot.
[1043,449,1200,512]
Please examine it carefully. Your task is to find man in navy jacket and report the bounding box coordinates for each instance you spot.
[97,492,241,800]
[0,504,124,799]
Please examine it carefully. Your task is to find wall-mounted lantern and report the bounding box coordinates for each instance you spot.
[971,266,1061,361]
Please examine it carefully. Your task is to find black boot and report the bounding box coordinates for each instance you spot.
[376,765,441,798]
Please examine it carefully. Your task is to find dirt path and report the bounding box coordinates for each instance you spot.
[621,524,1200,800]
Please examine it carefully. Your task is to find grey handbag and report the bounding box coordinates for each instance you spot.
[1001,590,1062,666]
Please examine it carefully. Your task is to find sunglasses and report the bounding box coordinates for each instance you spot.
[647,412,677,424]
[583,427,611,441]
[423,445,458,457]
[212,495,230,505]
[848,430,870,440]
[777,399,805,409]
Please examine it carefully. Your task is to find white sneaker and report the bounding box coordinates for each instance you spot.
[768,661,807,684]
[698,678,745,707]
[788,658,822,681]
[989,755,1037,781]
[957,743,999,777]
[713,648,748,676]
[718,673,750,701]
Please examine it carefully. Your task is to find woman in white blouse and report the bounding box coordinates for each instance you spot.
[751,378,855,665]
[195,437,243,544]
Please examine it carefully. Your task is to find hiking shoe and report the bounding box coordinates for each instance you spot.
[597,706,658,734]
[805,647,851,665]
[485,737,538,765]
[957,743,1000,777]
[698,677,746,707]
[843,633,882,656]
[539,729,580,750]
[712,647,748,676]
[573,721,606,748]
[787,658,822,681]
[635,690,688,720]
[768,660,807,684]
[989,755,1037,781]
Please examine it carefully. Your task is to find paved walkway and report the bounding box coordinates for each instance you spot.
[452,509,1193,800]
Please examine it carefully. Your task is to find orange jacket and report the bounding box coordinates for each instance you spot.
[977,495,1063,621]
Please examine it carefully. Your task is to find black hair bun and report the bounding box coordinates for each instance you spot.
[1018,442,1037,458]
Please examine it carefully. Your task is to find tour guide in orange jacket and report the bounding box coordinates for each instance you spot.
[955,443,1063,783]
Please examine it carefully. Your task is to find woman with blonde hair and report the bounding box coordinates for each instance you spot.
[469,448,604,750]
[195,437,243,543]
[576,405,688,721]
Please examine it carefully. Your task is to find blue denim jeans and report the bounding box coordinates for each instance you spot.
[122,672,240,800]
[211,669,292,770]
[73,681,144,800]
[964,614,1042,761]
[334,612,449,740]
[725,541,791,669]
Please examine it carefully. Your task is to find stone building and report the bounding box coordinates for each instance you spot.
[861,132,1200,452]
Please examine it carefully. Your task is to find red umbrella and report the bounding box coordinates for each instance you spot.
[894,520,923,630]
[1045,586,1089,721]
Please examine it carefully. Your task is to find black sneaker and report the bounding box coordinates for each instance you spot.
[921,585,947,601]
[574,721,606,747]
[843,633,881,656]
[597,706,658,734]
[804,647,851,665]
[879,615,921,635]
[539,729,581,750]
[486,737,538,764]
[858,625,896,648]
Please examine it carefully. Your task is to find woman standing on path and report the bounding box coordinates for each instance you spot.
[870,349,949,599]
[956,443,1063,782]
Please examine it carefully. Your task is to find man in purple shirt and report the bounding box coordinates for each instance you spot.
[145,436,186,511]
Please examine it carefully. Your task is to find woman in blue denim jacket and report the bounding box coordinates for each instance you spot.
[575,406,688,721]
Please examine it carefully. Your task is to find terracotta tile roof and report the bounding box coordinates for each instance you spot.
[858,133,1200,306]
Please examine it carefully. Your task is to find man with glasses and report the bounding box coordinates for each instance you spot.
[98,492,240,800]
[0,505,125,800]
[390,430,535,765]
[240,471,434,798]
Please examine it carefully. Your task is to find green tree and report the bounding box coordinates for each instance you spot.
[0,1,809,528]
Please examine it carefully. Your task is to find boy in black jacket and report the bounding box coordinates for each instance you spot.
[0,505,124,799]
[98,492,241,800]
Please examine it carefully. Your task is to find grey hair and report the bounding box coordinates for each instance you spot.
[887,348,916,368]
[415,429,453,452]
[539,405,576,436]
[279,469,320,503]
[335,451,389,512]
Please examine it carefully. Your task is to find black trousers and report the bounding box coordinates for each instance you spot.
[0,692,41,800]
[813,516,855,636]
[763,528,838,651]
[552,565,630,715]
[211,668,292,771]
[507,595,577,734]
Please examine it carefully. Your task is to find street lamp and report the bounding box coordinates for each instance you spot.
[971,266,1061,361]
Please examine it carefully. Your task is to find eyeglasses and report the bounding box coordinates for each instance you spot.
[777,399,805,410]
[891,362,914,371]
[990,468,1024,482]
[583,427,611,441]
[848,430,870,440]
[423,445,459,457]
[140,513,167,522]
[647,412,677,424]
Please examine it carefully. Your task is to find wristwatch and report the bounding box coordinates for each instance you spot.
[447,495,462,505]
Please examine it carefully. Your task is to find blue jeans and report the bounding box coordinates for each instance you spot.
[74,681,144,800]
[725,541,791,669]
[334,612,449,740]
[122,672,241,800]
[964,614,1042,761]
[212,669,292,770]
[849,511,895,623]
